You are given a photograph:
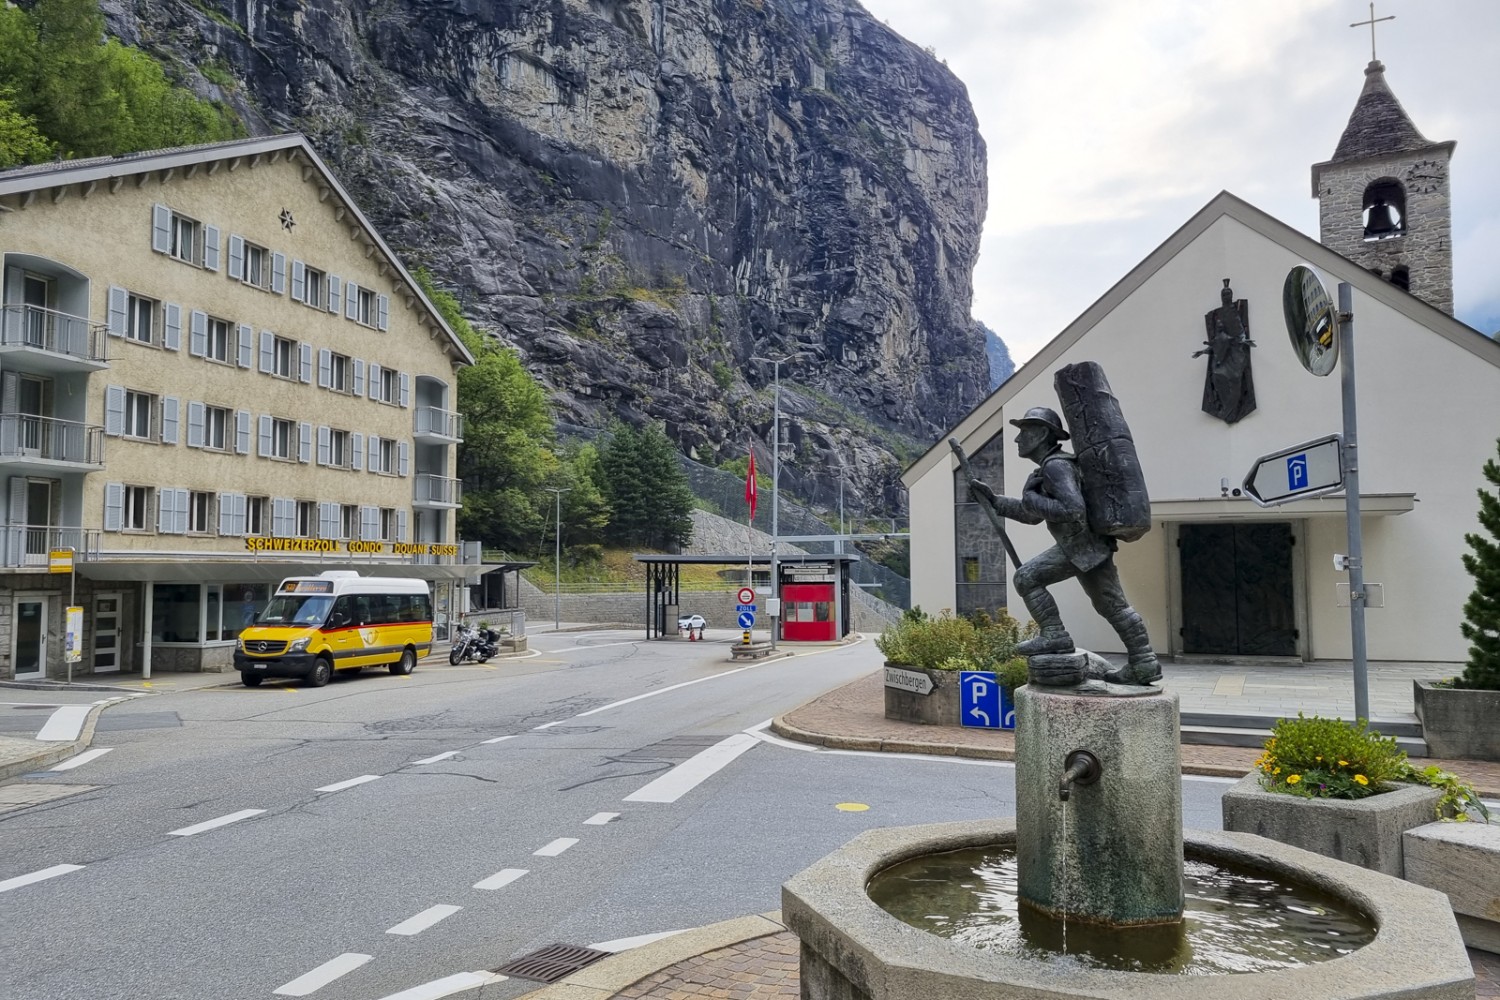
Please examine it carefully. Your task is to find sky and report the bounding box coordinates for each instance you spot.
[853,0,1499,363]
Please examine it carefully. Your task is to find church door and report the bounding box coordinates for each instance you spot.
[1180,523,1296,657]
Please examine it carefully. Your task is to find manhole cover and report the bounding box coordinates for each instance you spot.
[493,943,612,983]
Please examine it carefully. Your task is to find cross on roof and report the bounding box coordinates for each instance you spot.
[1351,2,1396,62]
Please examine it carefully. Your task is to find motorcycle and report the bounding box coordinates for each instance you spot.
[448,622,502,665]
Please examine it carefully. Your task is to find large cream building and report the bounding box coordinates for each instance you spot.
[0,135,475,680]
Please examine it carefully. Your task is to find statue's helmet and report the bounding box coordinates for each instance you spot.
[1008,406,1070,440]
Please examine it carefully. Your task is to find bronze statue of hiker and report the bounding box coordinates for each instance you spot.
[953,362,1161,688]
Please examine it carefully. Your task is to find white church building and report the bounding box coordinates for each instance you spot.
[904,59,1498,665]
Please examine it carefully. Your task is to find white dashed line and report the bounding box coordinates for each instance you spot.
[411,751,460,765]
[370,971,506,1000]
[49,748,113,771]
[533,837,578,857]
[480,735,518,745]
[472,868,528,890]
[35,705,92,742]
[0,864,85,894]
[386,904,462,936]
[623,733,759,803]
[167,809,265,837]
[575,668,755,718]
[272,953,372,996]
[316,775,381,792]
[532,721,563,730]
[582,812,619,825]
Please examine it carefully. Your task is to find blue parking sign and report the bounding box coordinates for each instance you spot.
[960,671,1016,730]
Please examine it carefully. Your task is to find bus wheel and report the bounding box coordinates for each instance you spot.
[241,673,263,687]
[306,657,333,688]
[390,647,417,676]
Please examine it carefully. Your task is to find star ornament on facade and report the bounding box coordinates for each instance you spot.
[279,208,296,232]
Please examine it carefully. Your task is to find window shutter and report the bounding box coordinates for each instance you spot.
[0,371,17,414]
[104,386,125,436]
[351,432,364,471]
[8,475,26,526]
[235,410,251,455]
[151,204,171,253]
[298,421,312,464]
[319,501,338,539]
[377,294,389,331]
[233,324,250,368]
[259,331,273,373]
[273,498,295,537]
[398,441,409,477]
[360,505,378,541]
[367,363,381,401]
[189,310,207,357]
[187,401,205,448]
[317,425,331,466]
[157,487,174,533]
[104,483,124,532]
[107,287,128,337]
[345,282,359,319]
[203,225,221,271]
[161,396,180,445]
[299,343,312,384]
[396,510,408,542]
[233,493,247,535]
[398,372,410,408]
[271,252,286,294]
[318,349,332,389]
[228,235,245,281]
[328,275,342,315]
[258,415,272,457]
[175,489,189,535]
[367,434,380,472]
[163,303,182,351]
[218,491,236,535]
[291,260,306,302]
[352,359,365,397]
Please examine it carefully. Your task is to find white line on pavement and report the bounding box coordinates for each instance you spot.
[623,733,759,803]
[35,705,92,742]
[590,929,687,952]
[316,775,381,793]
[49,747,113,771]
[582,812,619,825]
[480,735,518,744]
[532,721,563,730]
[411,751,461,765]
[472,868,528,890]
[533,837,579,857]
[386,904,462,936]
[370,971,506,1000]
[272,953,373,996]
[167,808,265,836]
[576,667,755,718]
[551,640,642,653]
[0,864,85,893]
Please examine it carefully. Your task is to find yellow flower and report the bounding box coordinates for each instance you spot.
[1273,767,1281,775]
[1287,774,1302,784]
[1353,774,1368,785]
[1338,760,1349,767]
[1315,756,1323,762]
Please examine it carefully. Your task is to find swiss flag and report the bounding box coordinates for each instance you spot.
[746,451,758,523]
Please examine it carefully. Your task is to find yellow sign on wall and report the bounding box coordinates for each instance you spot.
[244,537,459,557]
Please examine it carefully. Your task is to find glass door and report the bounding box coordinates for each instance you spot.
[22,273,50,346]
[12,595,47,678]
[23,478,51,563]
[93,592,122,672]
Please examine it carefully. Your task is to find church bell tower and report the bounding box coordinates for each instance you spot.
[1311,59,1456,315]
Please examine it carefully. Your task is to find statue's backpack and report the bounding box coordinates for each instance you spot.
[1053,362,1151,542]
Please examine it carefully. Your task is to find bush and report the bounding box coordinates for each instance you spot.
[1256,714,1412,800]
[876,609,1033,682]
[1458,437,1500,690]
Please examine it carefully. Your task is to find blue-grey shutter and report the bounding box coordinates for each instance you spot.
[259,331,273,373]
[352,359,365,397]
[107,287,128,337]
[175,489,189,535]
[161,397,180,445]
[104,483,123,532]
[298,421,312,463]
[367,434,380,472]
[328,275,342,315]
[0,371,13,415]
[203,225,220,271]
[219,491,236,535]
[367,363,381,400]
[345,281,359,319]
[104,386,125,436]
[228,235,245,281]
[233,493,247,535]
[318,349,331,389]
[360,505,378,541]
[351,432,364,471]
[377,294,389,331]
[157,487,173,533]
[151,204,171,253]
[162,303,182,351]
[187,401,205,448]
[398,441,409,477]
[317,425,331,466]
[299,343,312,384]
[319,501,338,539]
[237,324,253,368]
[396,509,408,542]
[291,260,306,302]
[258,415,272,457]
[398,372,410,408]
[235,410,251,455]
[189,310,207,357]
[271,252,286,294]
[273,498,295,536]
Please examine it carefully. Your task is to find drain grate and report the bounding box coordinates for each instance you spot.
[493,943,612,983]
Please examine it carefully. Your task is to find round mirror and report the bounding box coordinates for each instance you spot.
[1282,266,1339,376]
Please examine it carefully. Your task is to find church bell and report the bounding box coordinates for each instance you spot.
[1364,201,1400,238]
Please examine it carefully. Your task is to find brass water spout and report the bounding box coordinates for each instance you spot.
[1059,749,1101,801]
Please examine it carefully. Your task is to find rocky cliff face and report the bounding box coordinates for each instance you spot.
[104,0,990,515]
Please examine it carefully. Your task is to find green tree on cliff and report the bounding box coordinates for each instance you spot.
[1458,438,1500,690]
[598,423,694,551]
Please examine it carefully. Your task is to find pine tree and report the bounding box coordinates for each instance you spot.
[1458,438,1500,689]
[599,423,694,550]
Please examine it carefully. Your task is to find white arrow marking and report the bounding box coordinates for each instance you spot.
[969,707,991,726]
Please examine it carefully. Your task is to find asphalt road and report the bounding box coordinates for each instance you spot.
[0,631,1234,1000]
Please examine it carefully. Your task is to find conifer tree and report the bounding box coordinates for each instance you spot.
[1459,438,1500,689]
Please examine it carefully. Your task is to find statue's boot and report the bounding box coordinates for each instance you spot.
[1103,613,1162,685]
[1017,626,1074,657]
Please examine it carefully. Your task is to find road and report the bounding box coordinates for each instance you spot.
[0,631,1233,1000]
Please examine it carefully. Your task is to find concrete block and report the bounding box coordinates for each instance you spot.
[1404,820,1500,954]
[1414,681,1500,761]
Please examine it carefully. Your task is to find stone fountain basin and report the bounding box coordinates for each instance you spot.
[782,818,1474,1000]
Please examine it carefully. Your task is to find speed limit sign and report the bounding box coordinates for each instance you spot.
[737,587,756,605]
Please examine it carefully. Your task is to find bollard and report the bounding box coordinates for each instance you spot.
[742,630,751,645]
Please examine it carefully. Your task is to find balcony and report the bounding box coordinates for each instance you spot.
[0,525,99,569]
[0,415,105,471]
[0,304,108,373]
[413,406,464,443]
[414,473,463,508]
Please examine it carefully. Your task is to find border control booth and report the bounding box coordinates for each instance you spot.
[635,553,860,643]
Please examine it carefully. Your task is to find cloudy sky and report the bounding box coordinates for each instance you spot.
[855,0,1499,363]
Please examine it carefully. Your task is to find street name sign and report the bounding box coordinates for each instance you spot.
[883,666,933,696]
[1243,434,1344,507]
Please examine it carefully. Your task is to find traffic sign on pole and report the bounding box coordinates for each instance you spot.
[737,587,756,606]
[738,610,756,629]
[1243,434,1344,507]
[959,672,1015,730]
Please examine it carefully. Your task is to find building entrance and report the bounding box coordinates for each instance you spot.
[1179,522,1296,657]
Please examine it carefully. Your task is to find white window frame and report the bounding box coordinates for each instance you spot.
[303,265,326,309]
[205,316,231,363]
[188,491,212,534]
[243,242,269,289]
[270,418,293,461]
[170,214,199,265]
[123,391,154,440]
[272,336,297,379]
[204,405,229,452]
[123,485,151,532]
[296,500,316,539]
[126,294,155,345]
[246,496,269,536]
[329,352,350,393]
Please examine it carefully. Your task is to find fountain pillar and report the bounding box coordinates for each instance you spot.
[1015,685,1184,925]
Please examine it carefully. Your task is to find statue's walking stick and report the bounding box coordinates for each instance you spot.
[949,438,1022,570]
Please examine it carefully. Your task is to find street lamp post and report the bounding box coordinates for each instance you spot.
[751,353,792,649]
[544,487,571,631]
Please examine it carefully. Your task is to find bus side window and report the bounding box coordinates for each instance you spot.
[328,596,357,628]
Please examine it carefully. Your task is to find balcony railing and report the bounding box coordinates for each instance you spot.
[1,525,99,568]
[0,304,107,363]
[414,406,464,441]
[0,415,104,466]
[414,473,463,507]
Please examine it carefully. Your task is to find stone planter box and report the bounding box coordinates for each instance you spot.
[1404,820,1500,954]
[1414,680,1500,761]
[883,664,960,725]
[1221,773,1442,877]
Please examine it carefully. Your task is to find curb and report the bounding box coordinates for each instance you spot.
[0,696,129,782]
[518,911,788,999]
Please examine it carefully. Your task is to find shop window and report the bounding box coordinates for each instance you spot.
[152,583,201,643]
[226,583,270,639]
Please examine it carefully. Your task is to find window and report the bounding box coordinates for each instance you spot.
[340,504,358,539]
[329,352,350,393]
[152,583,201,643]
[296,500,316,538]
[170,215,199,264]
[272,336,297,379]
[357,287,376,326]
[377,367,399,405]
[188,492,212,534]
[329,429,351,468]
[123,486,151,531]
[227,583,270,640]
[206,317,231,363]
[246,496,268,535]
[271,418,293,460]
[204,406,229,451]
[303,266,325,308]
[379,438,397,475]
[126,294,155,344]
[244,242,268,288]
[380,507,398,541]
[123,391,154,440]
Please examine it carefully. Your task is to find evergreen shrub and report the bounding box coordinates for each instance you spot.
[1458,437,1500,690]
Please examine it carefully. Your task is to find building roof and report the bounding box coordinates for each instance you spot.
[1310,60,1455,193]
[0,134,475,366]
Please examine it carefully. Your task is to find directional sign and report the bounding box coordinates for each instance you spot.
[884,666,934,696]
[1243,434,1344,507]
[737,587,756,605]
[736,604,756,613]
[960,672,1016,730]
[738,611,756,629]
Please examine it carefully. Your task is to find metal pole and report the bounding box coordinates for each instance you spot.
[68,548,75,685]
[1338,282,1370,722]
[545,487,571,632]
[752,354,792,649]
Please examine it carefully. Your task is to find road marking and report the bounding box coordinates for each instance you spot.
[411,751,460,765]
[167,808,265,836]
[576,667,756,718]
[273,953,373,996]
[583,812,619,825]
[49,748,112,771]
[835,802,870,812]
[370,971,506,1000]
[552,640,642,653]
[590,929,687,952]
[0,864,84,893]
[35,705,92,742]
[386,904,462,935]
[533,837,579,857]
[480,735,518,745]
[316,775,380,793]
[623,733,759,803]
[472,868,528,890]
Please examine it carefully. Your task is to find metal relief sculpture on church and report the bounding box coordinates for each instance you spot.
[1194,278,1256,424]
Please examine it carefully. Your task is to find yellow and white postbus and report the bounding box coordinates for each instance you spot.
[233,572,433,687]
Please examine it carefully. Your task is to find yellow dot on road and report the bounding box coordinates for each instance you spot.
[835,802,870,812]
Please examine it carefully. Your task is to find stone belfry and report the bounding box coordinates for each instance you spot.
[1311,58,1456,314]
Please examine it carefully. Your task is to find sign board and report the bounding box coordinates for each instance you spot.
[737,587,756,605]
[884,666,934,696]
[766,598,781,617]
[736,604,756,613]
[1243,435,1344,506]
[49,549,73,574]
[64,606,82,662]
[960,671,1016,730]
[738,611,756,629]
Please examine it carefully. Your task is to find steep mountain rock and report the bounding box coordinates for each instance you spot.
[980,321,1014,391]
[102,0,991,515]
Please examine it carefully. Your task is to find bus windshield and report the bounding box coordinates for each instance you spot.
[258,595,334,626]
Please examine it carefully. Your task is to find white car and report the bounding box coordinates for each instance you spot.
[677,614,707,630]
